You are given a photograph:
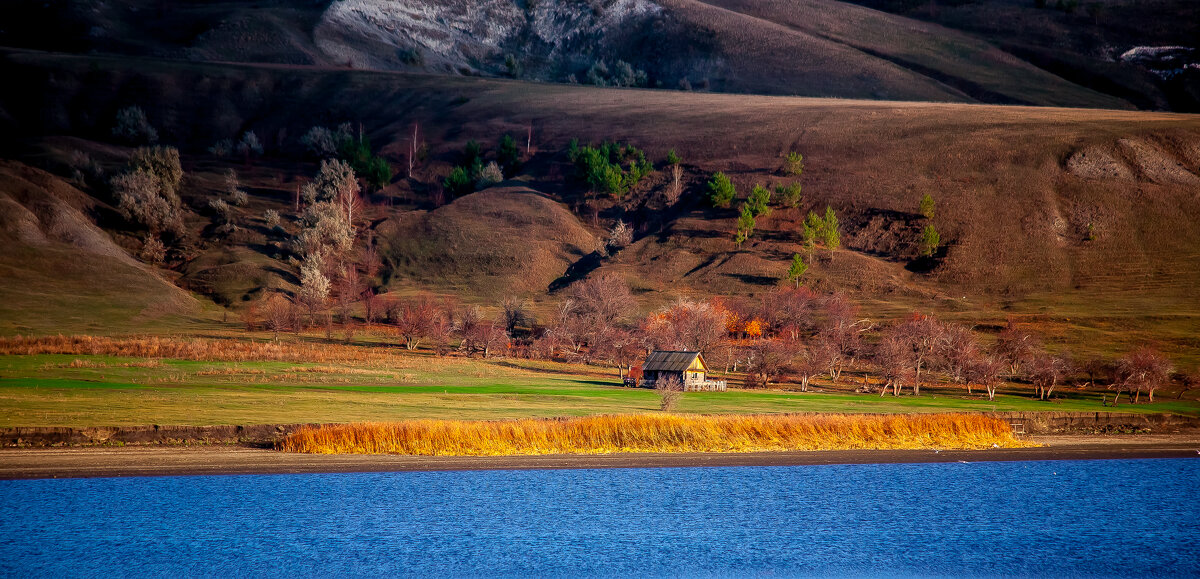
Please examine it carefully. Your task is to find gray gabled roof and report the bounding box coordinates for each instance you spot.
[643,351,702,372]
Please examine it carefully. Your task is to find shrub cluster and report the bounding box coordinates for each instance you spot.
[112,106,158,145]
[747,184,772,217]
[443,137,523,197]
[568,140,653,198]
[112,146,184,238]
[803,206,840,251]
[775,183,802,209]
[584,60,648,88]
[706,172,735,208]
[301,123,392,190]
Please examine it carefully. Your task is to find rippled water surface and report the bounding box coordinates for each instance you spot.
[2,458,1198,576]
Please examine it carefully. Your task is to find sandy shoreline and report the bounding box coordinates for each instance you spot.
[1,435,1197,480]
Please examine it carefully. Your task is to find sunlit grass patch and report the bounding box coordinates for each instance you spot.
[277,413,1031,456]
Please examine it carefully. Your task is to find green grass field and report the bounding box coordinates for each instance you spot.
[1,352,1195,427]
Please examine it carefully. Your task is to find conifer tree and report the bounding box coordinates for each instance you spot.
[787,253,808,287]
[921,224,940,257]
[919,193,935,220]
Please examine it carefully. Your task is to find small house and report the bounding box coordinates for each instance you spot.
[641,350,726,391]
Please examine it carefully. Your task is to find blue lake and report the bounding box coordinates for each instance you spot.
[1,459,1198,577]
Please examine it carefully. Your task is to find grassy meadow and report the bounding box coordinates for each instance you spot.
[1,335,1196,428]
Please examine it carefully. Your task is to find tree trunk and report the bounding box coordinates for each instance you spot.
[1134,390,1140,404]
[1112,390,1122,406]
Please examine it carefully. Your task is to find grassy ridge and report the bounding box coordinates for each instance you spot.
[277,413,1030,455]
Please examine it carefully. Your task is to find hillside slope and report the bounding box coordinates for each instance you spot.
[0,0,1161,110]
[376,187,601,297]
[0,160,205,334]
[0,51,1198,359]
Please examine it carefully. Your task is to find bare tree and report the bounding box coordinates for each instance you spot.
[792,341,832,392]
[262,293,293,343]
[466,321,509,358]
[502,297,531,335]
[1176,370,1199,400]
[240,301,259,332]
[936,323,980,391]
[569,274,635,329]
[408,121,419,178]
[643,299,726,354]
[876,313,942,395]
[558,275,635,360]
[817,293,865,383]
[1030,354,1073,401]
[656,374,683,411]
[966,353,1005,401]
[666,164,683,205]
[1115,347,1173,403]
[332,265,362,326]
[394,295,444,351]
[546,300,588,358]
[362,288,380,326]
[113,169,183,237]
[893,313,943,395]
[298,258,331,326]
[606,220,633,252]
[995,320,1042,378]
[759,287,819,341]
[592,327,644,378]
[744,339,791,388]
[874,333,915,396]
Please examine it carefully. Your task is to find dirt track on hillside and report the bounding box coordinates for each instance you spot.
[2,435,1197,480]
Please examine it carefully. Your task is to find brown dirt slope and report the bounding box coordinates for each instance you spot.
[0,160,203,335]
[692,0,1124,108]
[376,186,601,298]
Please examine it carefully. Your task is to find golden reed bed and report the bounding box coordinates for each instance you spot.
[277,413,1031,456]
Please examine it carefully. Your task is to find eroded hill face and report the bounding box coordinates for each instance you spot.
[316,0,662,75]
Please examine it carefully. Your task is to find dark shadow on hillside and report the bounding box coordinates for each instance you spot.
[657,227,726,242]
[760,248,803,261]
[265,265,299,286]
[905,245,949,274]
[492,360,589,376]
[755,230,801,243]
[724,273,780,286]
[548,250,605,292]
